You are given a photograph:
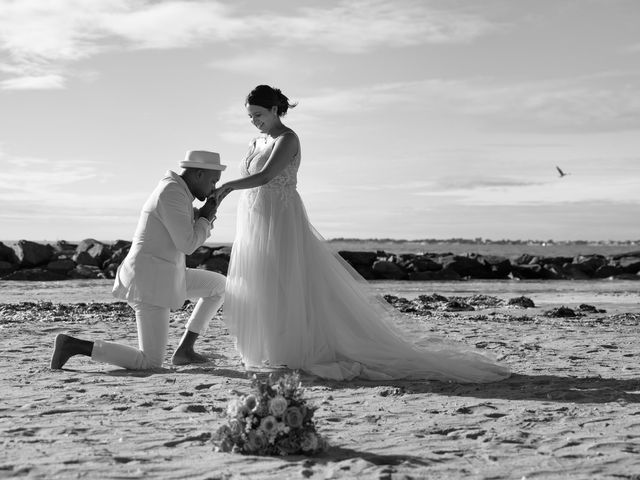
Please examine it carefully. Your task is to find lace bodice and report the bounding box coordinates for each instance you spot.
[240,131,300,203]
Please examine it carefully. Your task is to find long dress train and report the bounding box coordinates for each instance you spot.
[224,132,510,382]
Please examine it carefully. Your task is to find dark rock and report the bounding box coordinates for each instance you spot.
[73,239,111,266]
[509,264,544,279]
[200,256,229,275]
[539,264,564,279]
[211,246,232,257]
[579,304,606,313]
[537,256,573,267]
[73,251,100,267]
[111,239,132,252]
[612,250,640,260]
[88,242,112,264]
[52,240,77,256]
[441,255,490,278]
[103,262,119,279]
[186,246,211,268]
[383,295,420,313]
[480,256,511,279]
[0,241,19,264]
[559,263,591,280]
[2,268,68,281]
[372,260,407,280]
[617,256,640,274]
[417,293,449,303]
[403,256,442,273]
[407,271,439,280]
[0,260,17,276]
[444,300,474,312]
[351,264,375,280]
[338,251,378,267]
[512,254,536,265]
[68,265,106,279]
[464,294,504,308]
[528,255,541,265]
[545,306,577,318]
[108,247,130,268]
[12,240,54,267]
[572,255,607,276]
[432,267,461,280]
[46,258,77,274]
[76,238,100,253]
[593,264,624,278]
[508,296,536,308]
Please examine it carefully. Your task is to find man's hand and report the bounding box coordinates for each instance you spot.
[199,196,218,222]
[212,184,233,204]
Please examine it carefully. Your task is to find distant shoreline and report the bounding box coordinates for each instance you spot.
[2,238,638,246]
[328,238,640,246]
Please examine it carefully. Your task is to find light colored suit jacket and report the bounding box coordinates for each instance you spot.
[112,170,212,309]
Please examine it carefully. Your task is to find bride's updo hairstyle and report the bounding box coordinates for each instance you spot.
[246,85,297,117]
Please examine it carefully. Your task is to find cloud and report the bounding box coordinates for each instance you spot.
[0,0,499,89]
[457,79,640,132]
[208,50,288,75]
[0,74,66,90]
[101,1,245,49]
[0,151,144,217]
[267,0,497,53]
[291,73,640,132]
[417,175,640,207]
[435,177,544,190]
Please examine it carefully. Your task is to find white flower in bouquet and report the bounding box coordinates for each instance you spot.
[213,372,328,456]
[268,395,288,416]
[226,398,244,418]
[244,394,258,412]
[229,418,243,436]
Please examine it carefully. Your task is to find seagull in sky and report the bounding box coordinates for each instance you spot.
[556,166,570,178]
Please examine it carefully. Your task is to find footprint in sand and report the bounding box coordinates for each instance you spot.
[587,441,640,454]
[172,404,208,413]
[454,403,503,416]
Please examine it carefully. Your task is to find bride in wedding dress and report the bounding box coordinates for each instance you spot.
[214,85,509,383]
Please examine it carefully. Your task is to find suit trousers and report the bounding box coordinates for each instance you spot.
[92,268,225,369]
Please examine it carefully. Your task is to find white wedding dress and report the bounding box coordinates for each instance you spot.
[224,132,510,382]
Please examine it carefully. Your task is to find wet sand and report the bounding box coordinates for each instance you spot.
[1,298,639,479]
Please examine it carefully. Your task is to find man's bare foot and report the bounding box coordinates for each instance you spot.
[50,334,74,369]
[171,348,210,366]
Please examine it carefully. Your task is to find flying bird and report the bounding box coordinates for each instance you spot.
[556,166,570,178]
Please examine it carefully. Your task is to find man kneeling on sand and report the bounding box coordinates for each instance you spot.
[51,151,227,370]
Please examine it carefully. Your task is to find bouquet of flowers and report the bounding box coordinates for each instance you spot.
[213,372,328,456]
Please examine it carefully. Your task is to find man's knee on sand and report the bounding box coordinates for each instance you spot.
[135,351,164,370]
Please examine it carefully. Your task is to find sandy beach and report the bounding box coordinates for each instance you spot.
[1,293,640,479]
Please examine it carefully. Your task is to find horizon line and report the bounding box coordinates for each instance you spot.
[1,238,639,246]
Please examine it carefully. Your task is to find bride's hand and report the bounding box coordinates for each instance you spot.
[212,184,233,203]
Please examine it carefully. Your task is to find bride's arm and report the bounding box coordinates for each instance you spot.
[215,133,298,199]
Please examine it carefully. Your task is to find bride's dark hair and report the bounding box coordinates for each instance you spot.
[246,85,297,117]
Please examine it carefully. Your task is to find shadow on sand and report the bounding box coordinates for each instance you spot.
[309,373,640,404]
[58,364,640,404]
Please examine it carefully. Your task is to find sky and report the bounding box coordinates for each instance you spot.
[0,0,639,243]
